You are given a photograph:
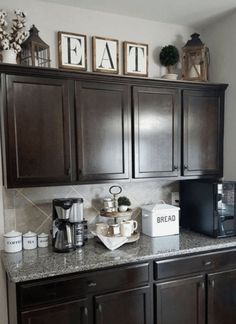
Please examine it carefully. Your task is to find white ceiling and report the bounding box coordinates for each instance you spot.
[40,0,236,28]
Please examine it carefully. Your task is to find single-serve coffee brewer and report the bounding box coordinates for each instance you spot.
[52,198,84,252]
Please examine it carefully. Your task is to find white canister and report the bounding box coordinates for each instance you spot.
[142,203,180,237]
[37,233,49,248]
[23,231,37,250]
[4,231,22,253]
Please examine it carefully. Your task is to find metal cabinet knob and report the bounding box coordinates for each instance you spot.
[88,281,97,287]
[209,279,215,288]
[198,282,205,290]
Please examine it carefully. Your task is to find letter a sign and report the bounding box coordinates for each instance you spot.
[58,32,87,71]
[124,41,148,76]
[93,36,119,74]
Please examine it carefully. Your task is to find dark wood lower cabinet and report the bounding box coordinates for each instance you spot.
[95,286,151,324]
[20,298,89,324]
[7,250,236,324]
[208,268,236,324]
[155,275,205,324]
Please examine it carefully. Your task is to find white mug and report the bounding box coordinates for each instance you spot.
[121,220,138,237]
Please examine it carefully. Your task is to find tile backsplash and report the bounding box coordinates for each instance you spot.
[3,181,178,235]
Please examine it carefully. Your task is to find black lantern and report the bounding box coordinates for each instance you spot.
[20,25,51,67]
[182,33,209,81]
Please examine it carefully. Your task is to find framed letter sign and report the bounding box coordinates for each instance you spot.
[58,31,87,71]
[92,36,119,74]
[124,41,148,76]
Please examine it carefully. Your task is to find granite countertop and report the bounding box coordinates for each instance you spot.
[3,229,236,283]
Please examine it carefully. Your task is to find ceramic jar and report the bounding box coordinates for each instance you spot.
[37,233,49,248]
[1,49,17,64]
[103,197,114,212]
[4,231,22,253]
[23,231,37,250]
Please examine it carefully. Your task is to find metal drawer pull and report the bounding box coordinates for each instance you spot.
[88,281,97,287]
[203,261,212,266]
[84,307,88,316]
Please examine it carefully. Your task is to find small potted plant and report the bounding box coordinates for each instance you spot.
[118,196,131,212]
[0,9,28,64]
[159,45,179,80]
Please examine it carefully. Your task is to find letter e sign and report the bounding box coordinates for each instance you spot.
[58,31,87,71]
[93,36,119,74]
[124,41,148,76]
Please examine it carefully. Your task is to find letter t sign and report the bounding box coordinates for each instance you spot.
[124,41,148,76]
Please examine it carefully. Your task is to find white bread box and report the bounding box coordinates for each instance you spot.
[142,203,180,237]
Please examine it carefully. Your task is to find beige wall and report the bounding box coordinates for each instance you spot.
[0,154,8,324]
[201,11,236,180]
[1,0,194,77]
[0,2,195,322]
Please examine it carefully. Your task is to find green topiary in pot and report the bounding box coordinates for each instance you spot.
[159,45,179,77]
[118,196,131,212]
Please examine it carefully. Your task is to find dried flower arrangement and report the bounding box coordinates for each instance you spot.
[0,9,28,53]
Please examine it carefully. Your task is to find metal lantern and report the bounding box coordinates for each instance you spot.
[20,25,51,67]
[182,33,209,81]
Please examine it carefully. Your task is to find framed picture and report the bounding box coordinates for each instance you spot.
[58,31,87,71]
[123,41,148,76]
[92,36,119,74]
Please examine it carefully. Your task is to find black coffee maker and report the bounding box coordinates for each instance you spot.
[52,198,76,253]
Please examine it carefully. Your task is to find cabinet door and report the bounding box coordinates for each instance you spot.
[133,86,180,178]
[95,286,151,324]
[155,275,205,324]
[182,89,224,176]
[3,75,75,187]
[21,298,89,324]
[75,81,130,181]
[208,268,236,324]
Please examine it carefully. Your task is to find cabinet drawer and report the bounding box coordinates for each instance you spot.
[18,262,150,308]
[154,250,236,280]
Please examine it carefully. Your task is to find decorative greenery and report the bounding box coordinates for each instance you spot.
[118,196,131,206]
[159,45,179,73]
[0,9,28,53]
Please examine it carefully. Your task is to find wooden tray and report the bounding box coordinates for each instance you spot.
[100,208,132,218]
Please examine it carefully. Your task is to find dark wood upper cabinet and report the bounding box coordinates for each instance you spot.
[1,74,75,188]
[75,81,130,181]
[95,286,151,324]
[21,298,89,324]
[155,275,205,324]
[182,89,224,177]
[0,65,228,187]
[208,268,236,324]
[133,86,180,178]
